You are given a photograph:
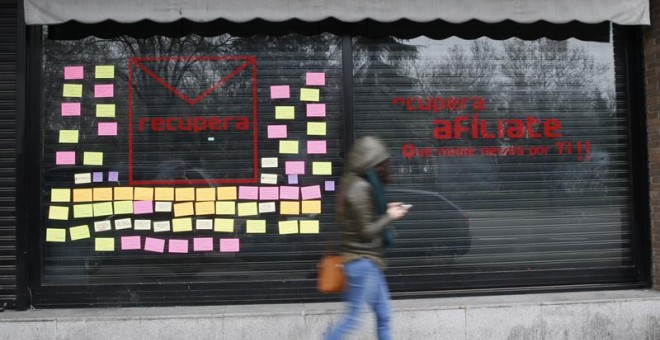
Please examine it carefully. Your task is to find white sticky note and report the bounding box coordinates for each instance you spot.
[196,219,213,230]
[155,201,173,212]
[134,219,152,230]
[114,218,133,230]
[258,202,276,213]
[261,157,278,168]
[94,220,112,232]
[260,173,278,184]
[153,220,171,233]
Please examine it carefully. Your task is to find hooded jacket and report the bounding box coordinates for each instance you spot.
[338,136,393,268]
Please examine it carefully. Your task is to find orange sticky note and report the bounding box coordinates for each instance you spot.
[176,187,195,201]
[217,187,237,200]
[195,201,215,215]
[93,187,113,201]
[134,187,154,201]
[196,188,215,201]
[154,187,174,201]
[301,200,322,214]
[280,201,300,215]
[114,187,134,200]
[173,202,194,217]
[73,188,93,202]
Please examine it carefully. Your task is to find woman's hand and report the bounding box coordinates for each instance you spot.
[386,202,409,220]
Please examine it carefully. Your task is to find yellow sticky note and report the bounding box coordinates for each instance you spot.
[46,228,66,242]
[49,206,69,220]
[302,200,322,214]
[312,162,333,175]
[95,238,115,251]
[93,187,113,201]
[238,202,258,217]
[96,104,116,118]
[172,217,193,232]
[196,188,215,201]
[195,201,215,215]
[300,88,320,102]
[307,122,327,136]
[214,218,234,232]
[216,201,236,215]
[59,130,79,143]
[154,187,174,201]
[63,84,83,97]
[95,65,115,79]
[175,187,195,201]
[134,187,154,201]
[114,187,134,200]
[83,152,103,166]
[280,201,300,215]
[246,219,266,233]
[113,200,133,214]
[93,202,113,217]
[278,220,298,235]
[217,187,237,200]
[173,202,194,217]
[300,220,320,234]
[51,188,71,203]
[69,225,90,241]
[275,106,295,119]
[279,140,299,154]
[73,203,93,218]
[73,188,93,202]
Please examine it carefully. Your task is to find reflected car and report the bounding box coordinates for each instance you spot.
[387,188,472,262]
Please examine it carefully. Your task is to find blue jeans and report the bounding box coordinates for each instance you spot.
[325,259,392,340]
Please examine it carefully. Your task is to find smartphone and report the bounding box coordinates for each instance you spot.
[401,204,413,209]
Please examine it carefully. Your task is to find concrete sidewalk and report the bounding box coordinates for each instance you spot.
[1,290,659,340]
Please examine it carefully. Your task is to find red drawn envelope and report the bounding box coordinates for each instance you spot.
[128,56,258,185]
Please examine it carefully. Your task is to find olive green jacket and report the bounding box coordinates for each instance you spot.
[339,136,393,269]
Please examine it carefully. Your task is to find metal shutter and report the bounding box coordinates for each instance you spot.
[352,34,643,294]
[0,0,17,306]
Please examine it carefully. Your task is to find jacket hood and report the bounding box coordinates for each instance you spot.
[346,136,391,175]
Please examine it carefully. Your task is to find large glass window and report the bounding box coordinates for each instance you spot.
[34,24,642,306]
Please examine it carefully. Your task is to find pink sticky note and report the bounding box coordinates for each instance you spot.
[285,161,305,175]
[144,237,165,253]
[169,239,189,253]
[61,102,81,116]
[306,103,326,117]
[56,151,76,165]
[325,180,335,191]
[64,66,84,80]
[193,237,214,252]
[307,140,327,154]
[280,186,300,200]
[270,85,290,99]
[133,201,154,214]
[121,236,141,250]
[301,185,322,200]
[94,84,114,98]
[267,125,288,139]
[98,122,118,136]
[306,72,326,86]
[288,175,298,185]
[220,238,240,252]
[259,186,279,200]
[238,186,259,200]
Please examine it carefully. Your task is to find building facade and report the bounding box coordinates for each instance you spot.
[0,0,657,309]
